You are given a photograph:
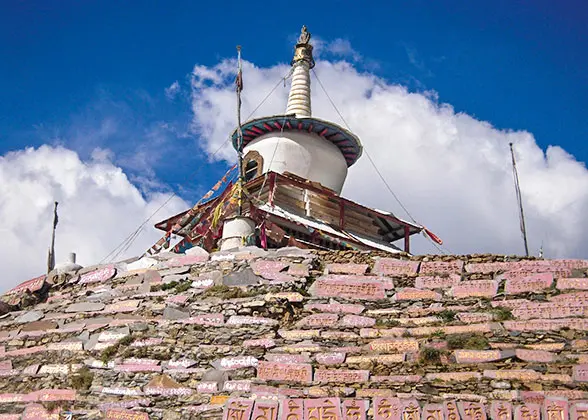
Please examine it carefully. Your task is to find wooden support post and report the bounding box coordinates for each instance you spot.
[339,201,345,229]
[404,226,410,254]
[268,172,277,206]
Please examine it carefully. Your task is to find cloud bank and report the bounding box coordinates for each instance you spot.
[0,145,187,289]
[190,58,588,258]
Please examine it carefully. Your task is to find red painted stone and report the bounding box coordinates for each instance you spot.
[458,402,487,420]
[415,275,460,289]
[252,400,279,420]
[490,401,512,420]
[305,303,365,314]
[422,404,445,420]
[311,277,386,300]
[105,409,149,419]
[223,399,254,420]
[256,361,312,383]
[314,369,369,383]
[504,273,553,294]
[79,266,116,285]
[542,397,568,420]
[374,397,402,420]
[374,259,419,276]
[280,399,304,420]
[304,398,342,420]
[514,404,541,420]
[573,365,588,382]
[4,274,46,296]
[451,280,498,298]
[342,399,367,420]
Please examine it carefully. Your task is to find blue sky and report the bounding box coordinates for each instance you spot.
[1,0,588,282]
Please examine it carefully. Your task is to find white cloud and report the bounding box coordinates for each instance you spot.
[190,58,588,258]
[0,145,188,290]
[165,80,181,100]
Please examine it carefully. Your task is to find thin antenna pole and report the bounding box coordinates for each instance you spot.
[236,45,244,216]
[47,201,59,273]
[509,143,529,257]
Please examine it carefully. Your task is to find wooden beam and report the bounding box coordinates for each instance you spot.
[404,226,410,253]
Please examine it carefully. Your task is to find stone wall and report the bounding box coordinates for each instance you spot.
[0,247,587,419]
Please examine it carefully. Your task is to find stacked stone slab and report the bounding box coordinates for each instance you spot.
[0,248,587,419]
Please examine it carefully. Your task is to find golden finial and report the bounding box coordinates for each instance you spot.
[292,25,315,68]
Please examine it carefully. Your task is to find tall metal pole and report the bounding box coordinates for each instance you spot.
[236,45,244,216]
[509,143,529,257]
[47,201,59,273]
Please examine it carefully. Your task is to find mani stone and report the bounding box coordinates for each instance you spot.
[65,302,105,313]
[163,307,190,320]
[222,268,261,286]
[14,310,44,324]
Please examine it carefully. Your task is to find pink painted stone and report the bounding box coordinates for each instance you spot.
[542,398,568,420]
[304,398,342,420]
[132,338,164,347]
[23,364,39,375]
[315,352,346,365]
[104,299,141,313]
[342,400,367,420]
[166,294,189,305]
[288,263,310,277]
[371,375,422,383]
[143,270,162,284]
[180,313,224,326]
[458,402,487,420]
[0,415,20,420]
[454,350,503,364]
[197,382,218,394]
[451,280,498,298]
[115,364,162,373]
[504,318,588,332]
[557,278,588,290]
[311,277,386,300]
[29,389,76,402]
[514,404,541,420]
[322,274,395,290]
[504,273,553,294]
[571,403,588,420]
[5,345,46,357]
[394,288,441,301]
[5,274,46,295]
[266,354,311,364]
[223,399,254,420]
[415,275,460,289]
[218,356,258,370]
[281,399,304,420]
[327,263,369,275]
[515,349,555,363]
[490,401,512,420]
[21,403,60,420]
[340,315,375,328]
[250,260,287,274]
[252,400,279,420]
[243,338,275,348]
[0,361,12,370]
[401,400,422,420]
[256,361,312,383]
[422,404,445,420]
[167,254,209,267]
[374,258,419,276]
[573,364,588,382]
[105,409,149,420]
[296,313,339,328]
[227,315,278,326]
[305,303,365,314]
[98,400,151,411]
[374,397,402,420]
[420,260,464,275]
[367,338,419,353]
[223,380,252,392]
[79,266,116,285]
[444,401,461,420]
[314,369,369,383]
[457,312,493,323]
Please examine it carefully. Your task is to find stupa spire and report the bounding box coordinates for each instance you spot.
[285,25,315,118]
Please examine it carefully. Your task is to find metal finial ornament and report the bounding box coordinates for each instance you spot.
[292,25,315,68]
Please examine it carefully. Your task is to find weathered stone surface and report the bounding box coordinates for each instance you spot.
[223,268,262,286]
[573,364,588,382]
[394,288,442,301]
[266,354,311,364]
[296,313,339,328]
[14,310,44,324]
[315,369,369,383]
[504,273,553,294]
[367,338,419,353]
[305,303,365,314]
[420,261,464,275]
[105,409,149,420]
[374,258,419,276]
[454,350,506,364]
[65,302,105,313]
[327,263,369,275]
[227,315,279,326]
[451,280,498,298]
[415,275,460,289]
[143,374,193,395]
[557,278,588,290]
[163,307,190,320]
[515,349,555,363]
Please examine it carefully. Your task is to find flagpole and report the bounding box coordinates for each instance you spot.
[236,45,244,217]
[509,143,530,257]
[47,201,58,273]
